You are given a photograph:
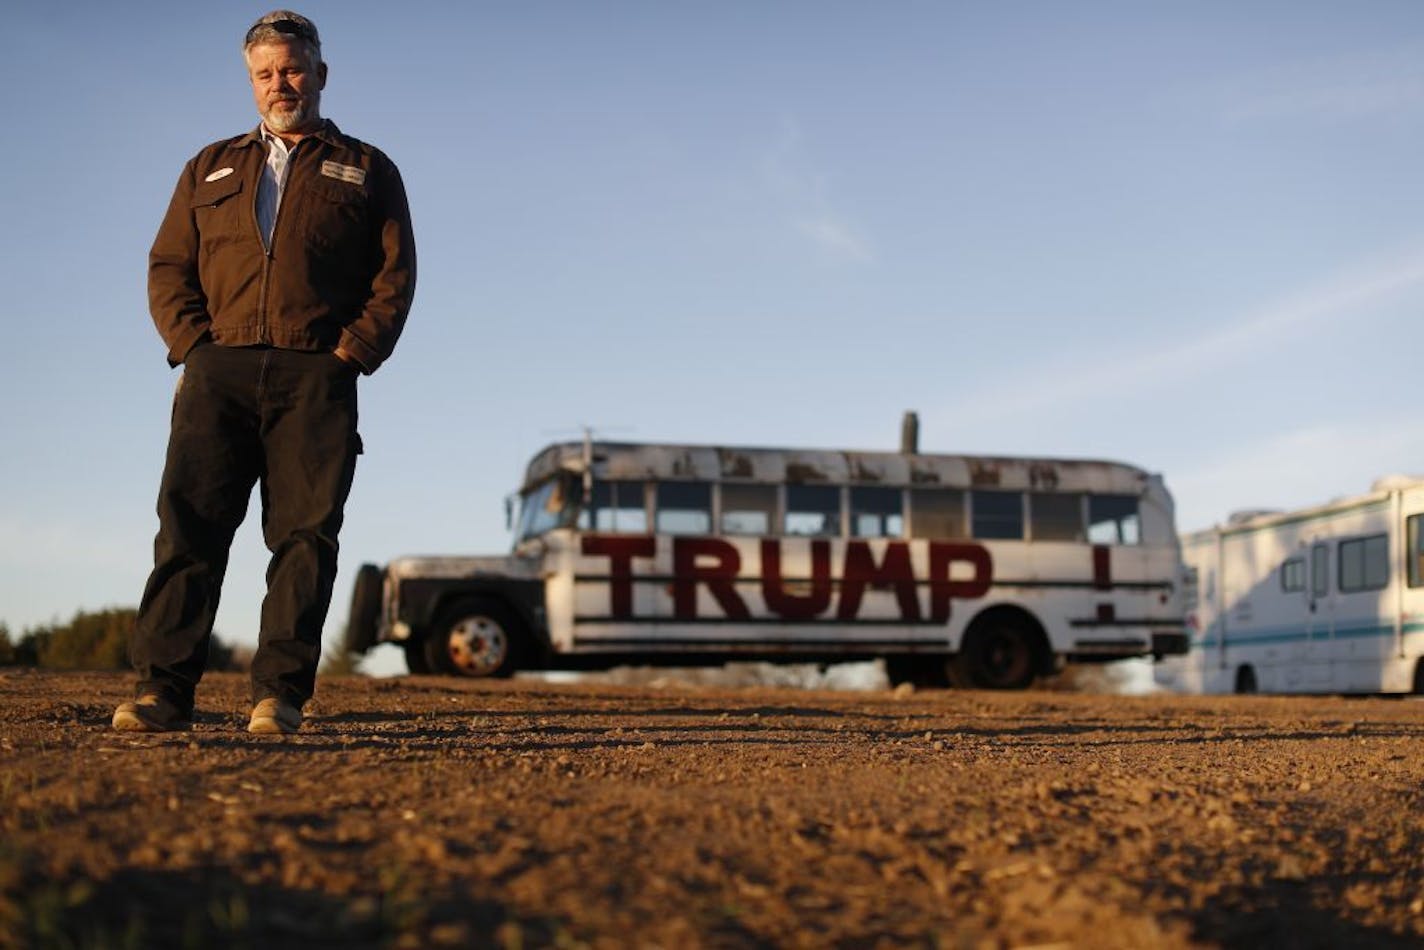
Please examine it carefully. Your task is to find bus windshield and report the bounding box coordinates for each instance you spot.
[516,475,579,541]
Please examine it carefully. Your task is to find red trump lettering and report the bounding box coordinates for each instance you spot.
[673,538,750,620]
[927,542,992,622]
[581,535,656,619]
[760,539,833,620]
[837,541,920,621]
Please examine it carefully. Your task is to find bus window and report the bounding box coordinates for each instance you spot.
[1088,495,1140,545]
[1339,535,1388,593]
[1029,493,1084,542]
[972,491,1024,540]
[655,482,712,535]
[785,484,841,537]
[583,480,648,533]
[720,483,777,536]
[909,488,966,539]
[1409,515,1424,588]
[850,486,903,538]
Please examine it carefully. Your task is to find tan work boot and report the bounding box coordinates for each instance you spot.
[248,698,303,735]
[112,694,192,732]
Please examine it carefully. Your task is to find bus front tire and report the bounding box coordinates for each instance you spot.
[424,598,523,678]
[404,639,432,675]
[342,563,383,655]
[950,614,1042,690]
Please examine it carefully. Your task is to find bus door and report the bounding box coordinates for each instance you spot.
[1300,540,1333,688]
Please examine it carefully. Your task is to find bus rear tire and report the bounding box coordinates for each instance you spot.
[425,597,523,678]
[1234,665,1258,694]
[951,612,1043,690]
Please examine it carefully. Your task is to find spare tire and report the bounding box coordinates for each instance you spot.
[343,563,384,655]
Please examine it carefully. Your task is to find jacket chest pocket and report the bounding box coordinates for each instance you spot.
[191,177,247,247]
[304,179,370,255]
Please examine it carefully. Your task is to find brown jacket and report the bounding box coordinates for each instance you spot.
[149,121,415,373]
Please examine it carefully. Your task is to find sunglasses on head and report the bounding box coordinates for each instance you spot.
[245,19,316,45]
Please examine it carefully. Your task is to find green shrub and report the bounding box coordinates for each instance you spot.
[1,609,239,671]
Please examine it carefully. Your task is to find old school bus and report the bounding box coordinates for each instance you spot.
[346,439,1188,688]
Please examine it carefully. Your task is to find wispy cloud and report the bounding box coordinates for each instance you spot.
[1212,45,1424,122]
[943,244,1424,426]
[762,120,874,263]
[794,216,872,263]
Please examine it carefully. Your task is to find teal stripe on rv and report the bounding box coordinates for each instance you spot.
[1191,620,1424,649]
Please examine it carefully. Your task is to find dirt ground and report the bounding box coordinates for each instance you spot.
[3,670,1424,949]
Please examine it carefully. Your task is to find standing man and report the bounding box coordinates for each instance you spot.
[114,11,415,734]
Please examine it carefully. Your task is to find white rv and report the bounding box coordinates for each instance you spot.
[1154,476,1424,694]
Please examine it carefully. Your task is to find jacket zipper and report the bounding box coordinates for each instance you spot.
[253,154,273,345]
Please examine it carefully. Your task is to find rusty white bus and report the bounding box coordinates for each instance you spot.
[345,439,1187,688]
[1154,476,1424,695]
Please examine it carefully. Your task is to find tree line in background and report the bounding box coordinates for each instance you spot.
[0,608,240,671]
[0,607,362,674]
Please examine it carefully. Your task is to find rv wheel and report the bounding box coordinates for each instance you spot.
[425,598,522,678]
[1234,666,1258,694]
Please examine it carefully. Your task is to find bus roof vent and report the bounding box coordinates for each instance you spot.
[901,411,919,455]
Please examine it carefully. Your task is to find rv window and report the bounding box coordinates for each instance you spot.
[909,489,966,539]
[785,484,841,537]
[1410,515,1424,589]
[1030,493,1084,542]
[972,491,1024,540]
[1088,495,1140,545]
[1339,534,1388,593]
[1280,557,1305,593]
[1311,544,1329,597]
[850,486,904,538]
[655,482,711,535]
[720,483,777,536]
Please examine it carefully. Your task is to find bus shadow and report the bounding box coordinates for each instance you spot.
[196,715,1424,755]
[11,863,559,949]
[316,705,1424,743]
[1170,870,1422,949]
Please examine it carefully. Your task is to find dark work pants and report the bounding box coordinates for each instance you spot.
[131,344,361,714]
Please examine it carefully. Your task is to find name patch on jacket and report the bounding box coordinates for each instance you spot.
[321,161,367,186]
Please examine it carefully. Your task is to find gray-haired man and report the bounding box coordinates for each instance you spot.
[114,11,416,734]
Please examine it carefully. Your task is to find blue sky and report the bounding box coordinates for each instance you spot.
[3,2,1422,670]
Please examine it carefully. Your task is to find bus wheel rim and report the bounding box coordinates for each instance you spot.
[448,617,508,675]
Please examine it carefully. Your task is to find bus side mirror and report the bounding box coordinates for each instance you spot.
[504,496,514,531]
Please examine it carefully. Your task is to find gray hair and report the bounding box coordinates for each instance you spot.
[243,10,322,64]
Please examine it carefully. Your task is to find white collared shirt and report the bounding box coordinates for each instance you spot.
[256,126,292,250]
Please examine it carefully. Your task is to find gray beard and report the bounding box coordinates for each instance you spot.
[263,99,319,133]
